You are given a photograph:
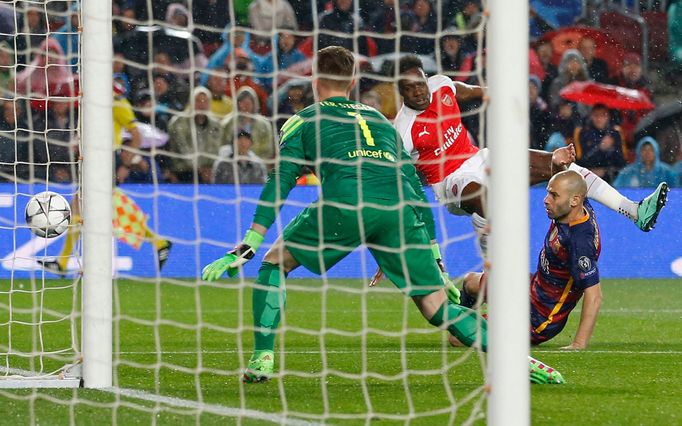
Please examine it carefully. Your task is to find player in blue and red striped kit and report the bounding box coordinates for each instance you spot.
[459,170,604,350]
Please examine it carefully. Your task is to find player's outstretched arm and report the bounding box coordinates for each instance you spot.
[561,283,603,350]
[202,143,304,281]
[453,81,485,102]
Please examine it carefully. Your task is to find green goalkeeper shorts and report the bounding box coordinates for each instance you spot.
[282,197,443,296]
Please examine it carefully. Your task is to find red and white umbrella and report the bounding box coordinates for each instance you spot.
[559,81,655,111]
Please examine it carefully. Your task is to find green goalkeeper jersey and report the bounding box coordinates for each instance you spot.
[253,96,435,238]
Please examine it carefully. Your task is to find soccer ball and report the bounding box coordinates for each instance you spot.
[25,191,71,238]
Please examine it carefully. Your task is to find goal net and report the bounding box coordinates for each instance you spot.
[0,0,519,424]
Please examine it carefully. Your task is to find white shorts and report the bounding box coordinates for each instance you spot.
[431,148,489,215]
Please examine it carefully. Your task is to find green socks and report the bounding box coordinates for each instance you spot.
[253,262,287,353]
[429,301,488,351]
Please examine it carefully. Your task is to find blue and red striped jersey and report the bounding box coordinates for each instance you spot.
[530,200,601,344]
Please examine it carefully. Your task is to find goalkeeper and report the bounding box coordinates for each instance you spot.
[202,46,563,385]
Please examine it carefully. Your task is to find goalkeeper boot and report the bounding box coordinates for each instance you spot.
[37,259,67,276]
[242,350,274,383]
[156,241,172,271]
[529,356,565,384]
[636,182,668,232]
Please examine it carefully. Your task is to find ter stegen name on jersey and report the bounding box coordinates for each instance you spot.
[280,99,397,163]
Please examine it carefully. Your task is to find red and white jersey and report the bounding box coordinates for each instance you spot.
[394,75,478,185]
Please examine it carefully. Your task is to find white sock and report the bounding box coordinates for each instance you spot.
[471,212,488,258]
[568,164,638,220]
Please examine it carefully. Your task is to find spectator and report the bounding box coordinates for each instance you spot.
[15,2,48,65]
[191,0,230,49]
[534,39,558,101]
[204,70,234,119]
[0,41,15,96]
[548,49,590,111]
[670,0,682,68]
[156,3,208,70]
[613,137,678,188]
[132,90,163,132]
[112,6,149,87]
[452,0,482,53]
[0,100,30,181]
[545,99,582,151]
[616,53,651,96]
[16,39,76,106]
[273,31,306,71]
[440,32,466,79]
[165,87,224,183]
[578,37,610,83]
[360,60,399,119]
[199,29,247,87]
[212,131,267,184]
[130,0,175,22]
[529,75,551,150]
[275,80,312,129]
[615,52,653,151]
[225,48,270,115]
[402,0,438,55]
[368,0,401,54]
[32,97,78,183]
[248,0,298,32]
[223,86,275,162]
[151,72,186,130]
[573,104,627,183]
[318,0,372,55]
[51,2,79,71]
[529,6,554,40]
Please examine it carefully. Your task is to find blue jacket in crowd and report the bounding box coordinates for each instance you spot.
[613,137,679,188]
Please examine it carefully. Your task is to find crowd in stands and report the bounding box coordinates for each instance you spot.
[0,0,680,188]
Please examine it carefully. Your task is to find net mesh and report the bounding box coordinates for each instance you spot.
[0,0,490,423]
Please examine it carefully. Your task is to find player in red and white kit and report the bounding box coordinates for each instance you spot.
[393,56,668,256]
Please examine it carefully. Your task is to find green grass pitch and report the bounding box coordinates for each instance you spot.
[1,278,681,425]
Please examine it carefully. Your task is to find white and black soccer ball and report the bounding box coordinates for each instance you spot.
[25,191,71,238]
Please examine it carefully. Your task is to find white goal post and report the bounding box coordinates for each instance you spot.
[81,0,113,389]
[0,0,532,423]
[487,0,530,425]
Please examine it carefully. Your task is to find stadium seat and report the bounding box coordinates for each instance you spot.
[642,11,668,62]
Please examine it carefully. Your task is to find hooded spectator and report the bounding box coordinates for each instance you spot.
[613,137,678,188]
[248,0,298,32]
[165,86,224,183]
[548,49,590,110]
[16,38,76,105]
[225,48,270,115]
[222,86,275,161]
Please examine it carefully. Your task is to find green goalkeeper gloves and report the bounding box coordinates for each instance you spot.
[202,230,264,281]
[432,244,461,305]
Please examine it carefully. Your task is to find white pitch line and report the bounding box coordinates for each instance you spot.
[533,350,682,355]
[107,388,322,426]
[116,348,682,356]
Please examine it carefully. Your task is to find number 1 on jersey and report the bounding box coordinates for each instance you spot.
[347,112,375,146]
